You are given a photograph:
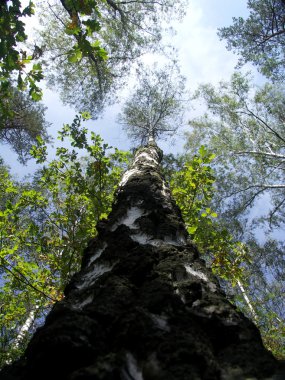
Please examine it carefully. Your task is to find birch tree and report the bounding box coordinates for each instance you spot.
[118,64,187,144]
[1,138,280,379]
[184,72,285,359]
[186,72,285,230]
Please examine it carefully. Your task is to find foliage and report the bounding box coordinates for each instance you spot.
[118,63,187,144]
[169,146,285,359]
[0,114,130,365]
[34,0,188,117]
[0,87,50,163]
[0,0,43,116]
[218,0,285,81]
[186,72,285,231]
[1,0,188,120]
[170,146,249,283]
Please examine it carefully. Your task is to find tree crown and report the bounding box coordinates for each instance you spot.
[118,63,187,144]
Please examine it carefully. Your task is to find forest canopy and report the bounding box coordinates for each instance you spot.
[0,0,284,366]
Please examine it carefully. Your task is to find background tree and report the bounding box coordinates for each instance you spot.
[218,0,285,81]
[34,0,188,117]
[186,72,285,231]
[0,87,50,163]
[180,72,285,359]
[118,63,187,144]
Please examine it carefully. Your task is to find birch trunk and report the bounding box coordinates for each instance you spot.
[1,141,280,379]
[13,306,39,350]
[237,280,258,322]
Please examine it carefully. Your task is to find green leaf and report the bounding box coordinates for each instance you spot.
[188,226,198,234]
[198,145,207,157]
[68,49,82,63]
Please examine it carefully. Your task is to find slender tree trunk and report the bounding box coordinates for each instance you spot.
[4,306,39,366]
[12,306,39,350]
[1,142,280,379]
[236,280,258,322]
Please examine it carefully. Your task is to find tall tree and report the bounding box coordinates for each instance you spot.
[1,139,281,379]
[118,64,187,144]
[218,0,285,81]
[186,72,285,231]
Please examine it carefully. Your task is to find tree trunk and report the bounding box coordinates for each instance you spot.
[1,142,280,379]
[12,307,39,351]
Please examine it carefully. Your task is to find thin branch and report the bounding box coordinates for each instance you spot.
[233,151,285,159]
[243,105,285,144]
[0,261,57,302]
[269,197,285,227]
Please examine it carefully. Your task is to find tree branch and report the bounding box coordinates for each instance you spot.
[233,151,285,159]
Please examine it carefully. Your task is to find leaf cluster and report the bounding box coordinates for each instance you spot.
[0,114,130,364]
[170,146,250,283]
[0,87,50,163]
[0,0,43,113]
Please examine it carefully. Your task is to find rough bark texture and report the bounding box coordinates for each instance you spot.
[1,142,281,379]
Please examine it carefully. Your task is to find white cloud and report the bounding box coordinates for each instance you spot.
[170,1,241,87]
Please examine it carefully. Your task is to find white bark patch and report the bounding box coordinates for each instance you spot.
[204,305,217,314]
[88,243,107,265]
[149,313,170,332]
[208,282,217,292]
[119,168,141,187]
[122,353,144,380]
[130,233,161,246]
[134,152,157,167]
[111,207,145,231]
[148,147,160,160]
[130,233,186,247]
[222,318,239,327]
[77,263,115,290]
[185,265,209,282]
[161,181,169,197]
[73,295,93,310]
[164,233,186,246]
[192,299,202,307]
[175,288,186,304]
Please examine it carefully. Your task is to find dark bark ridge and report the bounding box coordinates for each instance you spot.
[1,142,281,379]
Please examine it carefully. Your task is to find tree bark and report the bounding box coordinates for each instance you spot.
[1,141,281,379]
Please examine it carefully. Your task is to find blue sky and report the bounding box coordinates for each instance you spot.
[1,0,254,177]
